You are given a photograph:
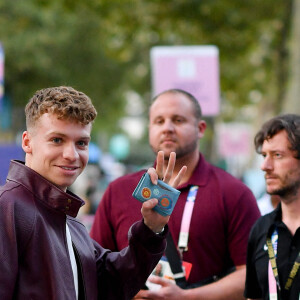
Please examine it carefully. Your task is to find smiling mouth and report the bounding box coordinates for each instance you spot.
[60,166,78,170]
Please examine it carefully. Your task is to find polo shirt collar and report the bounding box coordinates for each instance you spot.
[273,202,282,223]
[153,153,210,189]
[185,153,210,187]
[267,203,283,237]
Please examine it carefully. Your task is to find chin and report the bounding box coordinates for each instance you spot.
[160,147,175,155]
[160,152,172,160]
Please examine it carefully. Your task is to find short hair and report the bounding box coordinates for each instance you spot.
[25,86,97,129]
[151,89,202,121]
[254,114,300,159]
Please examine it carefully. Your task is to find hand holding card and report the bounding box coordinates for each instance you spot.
[139,151,187,234]
[132,172,181,216]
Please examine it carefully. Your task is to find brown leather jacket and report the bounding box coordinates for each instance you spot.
[0,160,167,299]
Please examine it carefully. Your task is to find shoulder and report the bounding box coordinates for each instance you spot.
[0,181,35,211]
[249,211,275,240]
[207,163,254,198]
[210,164,244,185]
[0,181,36,243]
[201,163,260,222]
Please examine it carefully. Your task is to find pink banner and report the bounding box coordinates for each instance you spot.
[150,46,220,116]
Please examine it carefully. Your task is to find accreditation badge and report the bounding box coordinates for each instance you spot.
[146,256,192,291]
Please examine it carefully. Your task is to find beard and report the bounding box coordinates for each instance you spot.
[268,175,300,201]
[151,138,199,161]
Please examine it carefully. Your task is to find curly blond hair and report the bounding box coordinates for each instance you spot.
[25,86,97,129]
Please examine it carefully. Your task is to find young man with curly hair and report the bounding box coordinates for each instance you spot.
[0,86,186,300]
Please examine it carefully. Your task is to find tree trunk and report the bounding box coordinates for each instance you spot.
[283,0,300,113]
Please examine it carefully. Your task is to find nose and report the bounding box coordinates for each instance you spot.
[63,143,79,161]
[261,155,273,172]
[162,119,175,132]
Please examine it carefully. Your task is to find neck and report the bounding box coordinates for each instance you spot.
[281,197,300,235]
[165,151,200,184]
[271,195,280,209]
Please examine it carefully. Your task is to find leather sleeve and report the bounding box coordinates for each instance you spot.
[94,220,167,300]
[0,183,35,299]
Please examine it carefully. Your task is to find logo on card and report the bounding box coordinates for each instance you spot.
[142,187,151,199]
[153,188,160,196]
[158,195,172,211]
[160,197,170,207]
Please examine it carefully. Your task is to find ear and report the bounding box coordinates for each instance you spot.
[22,131,32,154]
[198,120,207,139]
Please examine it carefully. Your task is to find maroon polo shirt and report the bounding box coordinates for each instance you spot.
[90,153,260,283]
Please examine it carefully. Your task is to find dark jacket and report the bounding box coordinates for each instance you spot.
[0,160,167,300]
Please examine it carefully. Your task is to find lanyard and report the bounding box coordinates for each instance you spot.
[267,228,300,300]
[267,229,280,300]
[178,185,199,255]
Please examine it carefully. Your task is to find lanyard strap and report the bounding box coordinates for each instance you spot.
[267,227,300,299]
[269,261,278,300]
[267,229,281,299]
[285,252,300,290]
[178,186,199,253]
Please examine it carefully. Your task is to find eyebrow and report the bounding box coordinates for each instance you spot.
[153,114,186,120]
[46,131,91,141]
[261,149,286,155]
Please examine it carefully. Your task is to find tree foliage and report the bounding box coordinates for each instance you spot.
[0,0,293,146]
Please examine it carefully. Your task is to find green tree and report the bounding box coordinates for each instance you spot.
[0,0,294,160]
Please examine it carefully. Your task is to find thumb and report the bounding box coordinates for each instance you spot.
[142,198,158,210]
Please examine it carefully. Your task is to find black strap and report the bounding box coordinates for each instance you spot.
[165,232,187,288]
[165,232,236,290]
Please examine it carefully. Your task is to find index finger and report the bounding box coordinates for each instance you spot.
[155,151,164,180]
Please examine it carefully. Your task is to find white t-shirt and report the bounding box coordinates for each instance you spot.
[66,223,79,299]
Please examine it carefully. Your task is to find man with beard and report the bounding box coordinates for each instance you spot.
[245,114,300,300]
[90,89,260,299]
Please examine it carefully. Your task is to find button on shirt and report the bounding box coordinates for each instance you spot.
[245,204,300,300]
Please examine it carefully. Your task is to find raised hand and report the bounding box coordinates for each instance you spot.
[141,151,187,233]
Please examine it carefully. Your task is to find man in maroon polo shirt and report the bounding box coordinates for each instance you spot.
[90,89,261,299]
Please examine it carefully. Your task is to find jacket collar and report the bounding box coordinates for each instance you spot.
[7,160,84,218]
